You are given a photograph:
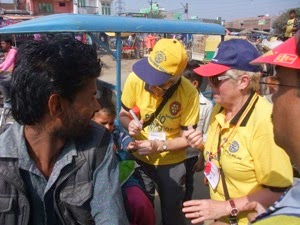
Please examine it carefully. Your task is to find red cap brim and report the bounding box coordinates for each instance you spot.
[251,36,300,69]
[193,62,230,77]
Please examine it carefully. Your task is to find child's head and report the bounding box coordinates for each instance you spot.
[93,85,116,133]
[93,106,116,133]
[183,60,204,91]
[289,9,296,19]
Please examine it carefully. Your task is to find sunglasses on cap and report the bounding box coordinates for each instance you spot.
[146,76,180,95]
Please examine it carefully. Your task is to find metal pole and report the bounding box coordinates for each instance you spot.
[115,32,122,125]
[150,0,153,18]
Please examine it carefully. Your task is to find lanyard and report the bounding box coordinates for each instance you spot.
[208,94,259,163]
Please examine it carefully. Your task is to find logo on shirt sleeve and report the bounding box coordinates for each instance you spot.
[169,101,181,116]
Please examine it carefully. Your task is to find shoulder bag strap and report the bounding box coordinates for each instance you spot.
[218,133,239,225]
[142,78,181,129]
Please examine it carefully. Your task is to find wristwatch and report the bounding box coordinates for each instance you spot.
[158,140,167,152]
[229,199,239,217]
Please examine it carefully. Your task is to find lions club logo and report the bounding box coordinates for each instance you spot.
[154,51,165,64]
[169,101,181,116]
[229,141,239,153]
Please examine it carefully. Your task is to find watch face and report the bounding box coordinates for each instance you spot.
[231,208,239,217]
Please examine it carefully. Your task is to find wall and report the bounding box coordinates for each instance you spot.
[225,16,278,31]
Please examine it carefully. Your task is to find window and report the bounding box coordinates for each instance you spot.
[59,2,66,6]
[78,0,86,7]
[102,3,111,15]
[38,3,54,13]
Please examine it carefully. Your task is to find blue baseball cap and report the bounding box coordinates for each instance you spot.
[194,39,262,77]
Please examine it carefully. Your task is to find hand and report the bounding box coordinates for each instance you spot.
[134,140,159,155]
[242,201,266,222]
[128,119,143,136]
[184,129,204,150]
[182,199,230,224]
[127,141,139,153]
[193,154,205,172]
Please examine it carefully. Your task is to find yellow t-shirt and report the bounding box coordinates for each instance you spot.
[285,18,295,38]
[252,215,300,225]
[204,93,293,225]
[121,72,199,165]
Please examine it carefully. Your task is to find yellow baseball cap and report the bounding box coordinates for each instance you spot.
[132,38,188,85]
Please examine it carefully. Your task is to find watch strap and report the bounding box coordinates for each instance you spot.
[229,199,239,217]
[157,140,167,152]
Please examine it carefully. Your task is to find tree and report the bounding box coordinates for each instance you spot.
[272,8,300,35]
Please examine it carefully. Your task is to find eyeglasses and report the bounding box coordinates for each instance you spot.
[149,77,179,95]
[259,76,300,94]
[208,74,230,87]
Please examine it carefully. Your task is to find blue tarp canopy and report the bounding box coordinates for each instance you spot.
[0,13,225,35]
[0,13,225,118]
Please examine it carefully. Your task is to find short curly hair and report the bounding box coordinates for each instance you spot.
[11,35,101,125]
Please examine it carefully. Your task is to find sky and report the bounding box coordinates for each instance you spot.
[116,0,300,21]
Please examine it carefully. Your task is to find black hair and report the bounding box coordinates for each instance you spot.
[96,85,116,117]
[289,9,296,15]
[11,35,101,125]
[183,60,204,88]
[1,37,13,45]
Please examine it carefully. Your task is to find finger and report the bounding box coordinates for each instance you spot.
[247,211,258,222]
[184,129,196,138]
[191,217,204,224]
[183,200,200,207]
[187,136,201,147]
[139,119,144,125]
[242,201,258,212]
[184,211,200,219]
[132,120,143,129]
[135,140,144,144]
[187,131,202,141]
[186,212,205,224]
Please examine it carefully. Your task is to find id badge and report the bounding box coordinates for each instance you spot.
[148,132,166,141]
[204,161,220,190]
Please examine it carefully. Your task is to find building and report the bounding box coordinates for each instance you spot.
[225,16,278,32]
[0,0,113,16]
[0,0,114,32]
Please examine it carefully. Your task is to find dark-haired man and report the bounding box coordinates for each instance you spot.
[0,36,128,225]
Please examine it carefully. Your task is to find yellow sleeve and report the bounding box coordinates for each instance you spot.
[121,72,138,110]
[180,88,199,128]
[250,118,293,188]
